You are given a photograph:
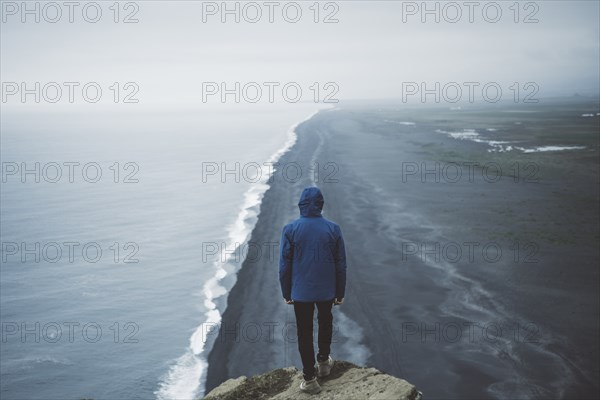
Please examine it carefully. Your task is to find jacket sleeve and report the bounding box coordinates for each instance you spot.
[334,226,347,299]
[279,225,293,301]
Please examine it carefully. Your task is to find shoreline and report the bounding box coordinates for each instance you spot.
[156,110,322,400]
[204,103,599,399]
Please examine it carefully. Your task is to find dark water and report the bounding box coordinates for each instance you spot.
[312,99,600,399]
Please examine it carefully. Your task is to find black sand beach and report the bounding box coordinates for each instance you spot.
[205,99,599,399]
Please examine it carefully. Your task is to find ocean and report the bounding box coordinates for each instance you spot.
[2,98,599,400]
[203,98,599,400]
[0,104,320,399]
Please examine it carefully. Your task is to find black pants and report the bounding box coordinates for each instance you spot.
[293,299,334,380]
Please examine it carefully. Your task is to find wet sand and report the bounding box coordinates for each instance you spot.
[205,102,599,399]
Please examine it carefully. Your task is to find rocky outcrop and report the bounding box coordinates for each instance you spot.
[203,360,421,400]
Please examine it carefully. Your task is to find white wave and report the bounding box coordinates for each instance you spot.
[515,145,586,153]
[384,120,416,126]
[581,113,596,117]
[435,128,587,155]
[448,129,478,140]
[155,110,322,400]
[436,129,512,152]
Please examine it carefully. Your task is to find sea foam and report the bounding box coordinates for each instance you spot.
[155,110,321,400]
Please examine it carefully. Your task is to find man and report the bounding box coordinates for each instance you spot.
[279,186,347,394]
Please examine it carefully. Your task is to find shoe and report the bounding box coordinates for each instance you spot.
[316,356,334,377]
[299,376,322,394]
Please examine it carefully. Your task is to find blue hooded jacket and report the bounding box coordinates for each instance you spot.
[279,187,347,302]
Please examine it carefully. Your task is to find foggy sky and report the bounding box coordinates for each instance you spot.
[1,0,599,107]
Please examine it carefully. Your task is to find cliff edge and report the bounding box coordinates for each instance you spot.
[203,360,421,400]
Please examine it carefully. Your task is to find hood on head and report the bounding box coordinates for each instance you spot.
[298,187,324,217]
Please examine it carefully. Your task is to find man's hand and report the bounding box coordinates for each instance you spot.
[285,298,294,304]
[334,298,344,305]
